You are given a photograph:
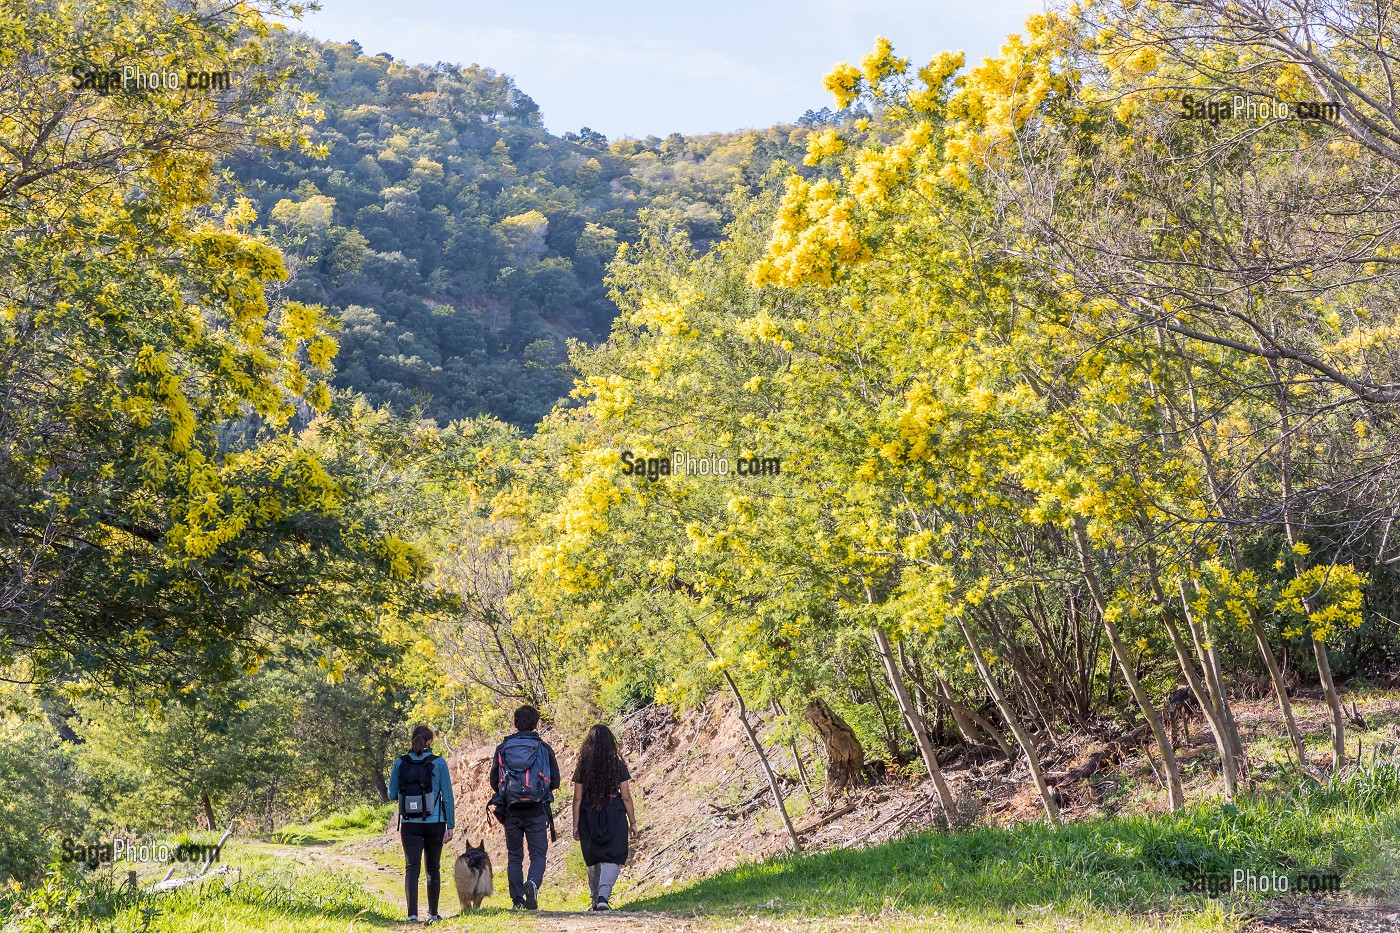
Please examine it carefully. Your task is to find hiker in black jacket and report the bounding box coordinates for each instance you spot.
[571,723,638,911]
[488,705,560,910]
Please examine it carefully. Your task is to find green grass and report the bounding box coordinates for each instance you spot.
[155,863,395,932]
[267,804,394,846]
[8,761,1396,932]
[629,758,1400,929]
[152,854,522,932]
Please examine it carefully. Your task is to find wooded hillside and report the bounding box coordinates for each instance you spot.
[233,38,814,426]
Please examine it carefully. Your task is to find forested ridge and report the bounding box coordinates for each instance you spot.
[233,36,815,426]
[3,1,1400,930]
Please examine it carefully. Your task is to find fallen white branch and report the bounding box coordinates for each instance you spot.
[146,821,236,893]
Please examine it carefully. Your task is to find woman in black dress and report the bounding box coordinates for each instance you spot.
[570,724,637,911]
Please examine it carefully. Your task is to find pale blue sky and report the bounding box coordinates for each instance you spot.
[282,0,1047,139]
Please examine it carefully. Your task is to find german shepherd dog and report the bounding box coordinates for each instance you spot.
[453,839,494,910]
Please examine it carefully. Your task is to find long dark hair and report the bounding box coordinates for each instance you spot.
[410,724,433,754]
[576,724,626,810]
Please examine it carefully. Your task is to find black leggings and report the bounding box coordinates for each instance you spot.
[401,821,446,917]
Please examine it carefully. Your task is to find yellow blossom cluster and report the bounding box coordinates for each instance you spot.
[943,13,1076,183]
[823,62,863,108]
[749,176,869,287]
[861,37,909,87]
[1277,565,1366,644]
[804,129,846,166]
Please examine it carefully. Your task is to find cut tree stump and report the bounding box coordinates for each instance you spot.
[803,698,866,795]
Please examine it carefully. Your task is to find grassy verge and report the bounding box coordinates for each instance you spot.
[266,804,394,846]
[628,758,1400,930]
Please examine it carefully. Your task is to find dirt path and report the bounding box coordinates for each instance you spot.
[523,912,719,932]
[241,840,402,901]
[1250,898,1400,933]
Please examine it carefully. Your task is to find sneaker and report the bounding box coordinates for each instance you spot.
[511,899,525,910]
[595,897,611,911]
[523,879,539,910]
[406,915,419,923]
[426,916,443,925]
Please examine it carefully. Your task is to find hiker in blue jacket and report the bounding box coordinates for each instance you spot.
[488,705,560,910]
[389,724,455,924]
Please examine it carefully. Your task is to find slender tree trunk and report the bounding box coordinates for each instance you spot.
[729,682,801,851]
[983,604,1056,739]
[871,625,956,825]
[1142,546,1240,797]
[777,701,817,801]
[371,768,389,803]
[1072,521,1184,812]
[899,649,957,743]
[933,672,1015,760]
[1177,578,1248,785]
[955,615,1059,823]
[1266,358,1348,770]
[1310,635,1348,769]
[1067,591,1094,722]
[696,633,801,851]
[1176,357,1314,777]
[201,793,216,832]
[1242,599,1315,775]
[1161,608,1238,797]
[897,643,930,722]
[791,739,815,800]
[863,660,902,761]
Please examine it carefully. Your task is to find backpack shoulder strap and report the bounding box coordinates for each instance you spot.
[537,742,554,779]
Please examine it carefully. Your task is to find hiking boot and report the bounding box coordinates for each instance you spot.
[523,880,539,910]
[511,898,525,910]
[595,897,611,911]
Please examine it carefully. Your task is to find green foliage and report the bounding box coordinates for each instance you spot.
[70,656,411,832]
[0,698,91,883]
[0,866,157,933]
[0,1,432,692]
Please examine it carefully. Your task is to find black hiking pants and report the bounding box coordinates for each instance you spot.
[401,821,445,917]
[503,809,550,902]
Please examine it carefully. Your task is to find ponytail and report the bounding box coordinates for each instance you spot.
[410,724,433,754]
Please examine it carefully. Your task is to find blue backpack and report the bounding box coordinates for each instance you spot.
[494,734,554,809]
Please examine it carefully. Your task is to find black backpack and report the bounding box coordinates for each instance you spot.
[398,753,438,820]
